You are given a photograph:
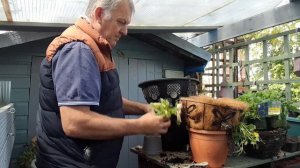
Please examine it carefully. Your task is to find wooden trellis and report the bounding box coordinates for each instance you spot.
[204,29,300,99]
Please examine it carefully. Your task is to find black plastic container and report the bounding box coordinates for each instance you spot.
[138,78,199,151]
[245,128,287,159]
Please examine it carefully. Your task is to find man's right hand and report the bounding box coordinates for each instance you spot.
[138,112,171,135]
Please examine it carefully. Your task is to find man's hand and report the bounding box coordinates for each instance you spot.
[138,112,171,135]
[144,104,155,114]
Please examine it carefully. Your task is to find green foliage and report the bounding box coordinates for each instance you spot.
[237,89,297,120]
[242,20,300,103]
[232,122,260,155]
[17,144,37,168]
[151,98,181,124]
[242,21,298,40]
[291,83,300,102]
[233,88,298,154]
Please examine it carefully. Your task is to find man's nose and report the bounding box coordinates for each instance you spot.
[120,25,128,36]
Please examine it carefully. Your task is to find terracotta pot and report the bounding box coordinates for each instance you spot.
[189,129,228,168]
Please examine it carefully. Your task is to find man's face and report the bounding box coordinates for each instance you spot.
[99,0,132,48]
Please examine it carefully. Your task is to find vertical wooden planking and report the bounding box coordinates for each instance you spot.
[128,59,139,102]
[154,61,163,79]
[128,59,139,168]
[28,56,43,142]
[137,60,147,146]
[137,60,147,103]
[118,56,129,99]
[116,56,129,168]
[146,60,155,80]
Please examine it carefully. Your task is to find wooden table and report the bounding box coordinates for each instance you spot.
[130,146,300,168]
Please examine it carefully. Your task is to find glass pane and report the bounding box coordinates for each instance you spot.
[267,36,284,57]
[249,42,263,61]
[10,0,87,23]
[268,60,284,80]
[0,2,6,21]
[249,63,264,81]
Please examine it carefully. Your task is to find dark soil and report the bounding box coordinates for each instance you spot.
[159,152,191,164]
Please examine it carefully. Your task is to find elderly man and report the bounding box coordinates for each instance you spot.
[36,0,171,167]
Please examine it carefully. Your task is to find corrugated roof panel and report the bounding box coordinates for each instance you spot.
[186,0,286,26]
[9,0,87,23]
[131,0,233,26]
[0,0,291,28]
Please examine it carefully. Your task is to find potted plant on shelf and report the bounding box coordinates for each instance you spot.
[237,89,295,158]
[180,96,253,168]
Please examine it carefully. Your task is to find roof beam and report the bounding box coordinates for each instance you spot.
[193,1,300,47]
[1,0,13,21]
[128,26,217,33]
[153,33,211,62]
[0,31,59,48]
[0,21,218,33]
[0,21,70,32]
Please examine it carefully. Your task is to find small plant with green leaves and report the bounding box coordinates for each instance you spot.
[237,89,297,121]
[231,122,260,155]
[150,98,182,124]
[17,144,37,168]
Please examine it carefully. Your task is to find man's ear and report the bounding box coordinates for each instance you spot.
[95,7,104,24]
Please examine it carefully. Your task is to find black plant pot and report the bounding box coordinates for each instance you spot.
[282,137,298,152]
[161,115,188,151]
[266,116,288,130]
[247,118,268,131]
[245,128,287,159]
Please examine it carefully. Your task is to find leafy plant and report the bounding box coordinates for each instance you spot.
[151,98,182,124]
[17,144,37,168]
[237,89,297,120]
[232,88,298,154]
[232,122,260,155]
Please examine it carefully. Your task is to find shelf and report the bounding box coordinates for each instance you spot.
[131,146,300,168]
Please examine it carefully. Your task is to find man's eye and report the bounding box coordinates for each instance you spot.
[117,20,126,25]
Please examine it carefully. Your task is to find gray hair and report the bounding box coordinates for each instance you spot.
[85,0,135,20]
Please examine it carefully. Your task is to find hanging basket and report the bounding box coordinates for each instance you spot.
[244,128,287,159]
[138,78,199,106]
[181,96,248,131]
